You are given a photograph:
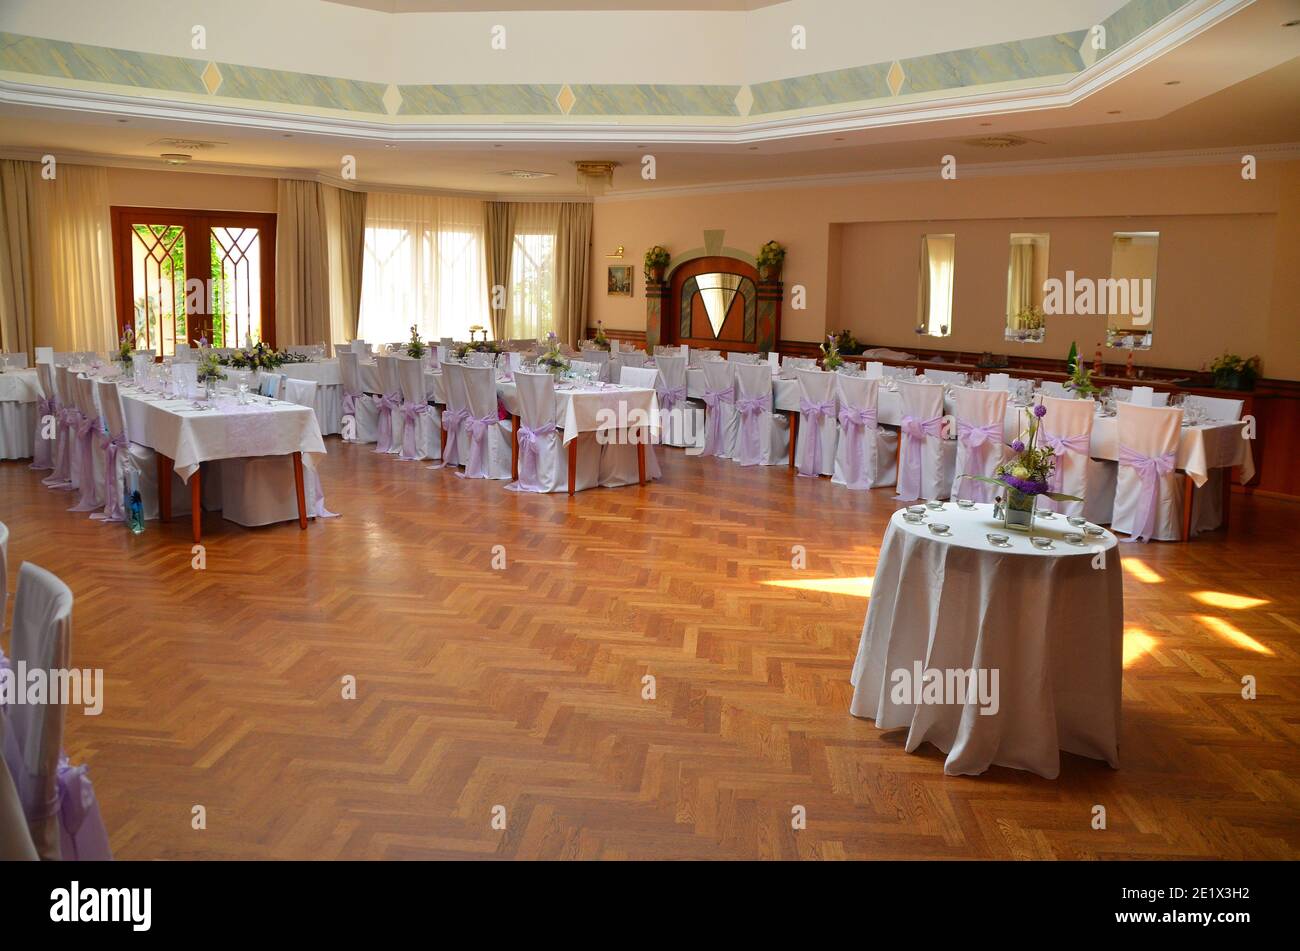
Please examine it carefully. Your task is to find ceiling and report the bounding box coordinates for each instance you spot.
[324,0,790,8]
[1,0,1297,197]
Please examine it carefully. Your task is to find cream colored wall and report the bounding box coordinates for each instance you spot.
[106,167,277,212]
[590,160,1299,379]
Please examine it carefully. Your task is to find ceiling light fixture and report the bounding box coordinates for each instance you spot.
[160,153,191,165]
[1283,19,1300,27]
[1163,80,1182,86]
[573,160,619,195]
[499,169,555,180]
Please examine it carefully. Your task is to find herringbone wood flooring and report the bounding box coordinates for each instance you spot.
[2,442,1297,860]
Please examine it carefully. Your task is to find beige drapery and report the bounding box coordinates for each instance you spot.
[490,201,591,346]
[338,188,366,340]
[1006,240,1036,328]
[275,180,331,349]
[483,201,515,341]
[0,160,115,357]
[918,234,955,336]
[554,202,592,348]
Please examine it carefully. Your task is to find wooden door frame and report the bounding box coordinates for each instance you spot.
[110,206,277,354]
[662,255,762,352]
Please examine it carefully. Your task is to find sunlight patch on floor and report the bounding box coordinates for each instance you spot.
[1191,591,1268,611]
[1123,626,1158,668]
[1197,615,1273,655]
[763,576,874,598]
[1123,558,1163,584]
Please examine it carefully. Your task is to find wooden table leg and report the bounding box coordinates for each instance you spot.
[568,439,578,496]
[190,467,202,544]
[440,423,447,458]
[1182,473,1195,542]
[788,411,799,470]
[511,414,519,482]
[158,453,171,522]
[293,451,308,530]
[637,438,647,486]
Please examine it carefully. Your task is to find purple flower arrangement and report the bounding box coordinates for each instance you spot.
[960,402,1080,504]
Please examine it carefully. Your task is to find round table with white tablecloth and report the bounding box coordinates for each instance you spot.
[849,503,1123,779]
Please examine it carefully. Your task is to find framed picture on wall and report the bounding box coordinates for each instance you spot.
[607,265,634,297]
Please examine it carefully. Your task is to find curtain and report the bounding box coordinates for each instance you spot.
[554,202,592,348]
[921,234,955,336]
[0,160,36,357]
[275,180,331,349]
[483,201,515,341]
[359,192,487,343]
[338,188,366,341]
[1007,240,1035,328]
[4,162,117,355]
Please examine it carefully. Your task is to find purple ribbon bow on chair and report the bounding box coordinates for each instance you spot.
[735,393,771,466]
[659,384,687,415]
[30,396,57,471]
[374,392,401,453]
[797,397,835,477]
[701,386,734,457]
[44,407,79,488]
[55,756,114,861]
[1118,445,1175,542]
[460,412,500,478]
[837,405,877,487]
[399,400,430,460]
[1043,431,1090,496]
[93,430,128,521]
[894,414,945,501]
[957,420,1003,502]
[70,415,103,512]
[441,407,469,467]
[513,420,556,492]
[341,390,360,417]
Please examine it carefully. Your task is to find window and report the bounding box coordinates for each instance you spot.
[1005,233,1050,343]
[916,233,955,337]
[1107,232,1158,350]
[508,231,555,340]
[358,194,487,343]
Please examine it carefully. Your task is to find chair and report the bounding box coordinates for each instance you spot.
[688,349,719,368]
[1039,380,1069,399]
[438,363,471,468]
[0,519,7,631]
[1184,395,1245,535]
[894,379,954,501]
[1030,395,1099,520]
[455,364,512,479]
[922,369,965,385]
[1186,394,1243,422]
[700,360,738,459]
[1113,387,1170,407]
[2,563,112,860]
[0,720,37,859]
[372,355,404,454]
[337,350,379,444]
[26,361,56,471]
[794,368,838,477]
[506,371,599,493]
[949,386,1008,503]
[1112,403,1184,542]
[832,375,897,490]
[42,367,79,491]
[69,375,105,514]
[653,354,700,450]
[397,357,440,462]
[258,372,284,400]
[598,365,662,486]
[783,356,818,373]
[985,373,1012,391]
[732,362,789,467]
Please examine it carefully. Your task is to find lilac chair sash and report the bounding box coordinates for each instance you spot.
[735,393,771,466]
[94,431,128,521]
[441,407,469,467]
[461,412,500,478]
[341,390,360,417]
[399,400,431,460]
[701,387,734,458]
[29,396,57,470]
[56,756,113,861]
[659,384,687,415]
[837,405,877,489]
[513,420,557,492]
[797,397,835,477]
[43,406,79,488]
[1044,431,1090,495]
[374,392,401,453]
[70,415,103,512]
[957,420,1002,502]
[1118,445,1175,542]
[894,413,945,501]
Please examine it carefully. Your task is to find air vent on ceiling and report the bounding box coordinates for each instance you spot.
[148,138,223,151]
[962,134,1040,149]
[498,169,555,180]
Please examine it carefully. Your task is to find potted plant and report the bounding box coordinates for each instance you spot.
[757,240,785,280]
[644,246,670,282]
[1209,352,1261,391]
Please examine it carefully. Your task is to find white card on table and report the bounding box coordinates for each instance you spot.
[768,352,780,370]
[1131,386,1155,407]
[36,346,54,364]
[987,373,1010,390]
[508,351,522,371]
[864,361,883,379]
[679,345,688,358]
[610,339,620,354]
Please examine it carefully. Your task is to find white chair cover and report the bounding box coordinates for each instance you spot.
[0,520,7,631]
[1035,395,1095,518]
[863,362,884,379]
[90,380,131,523]
[599,366,662,486]
[700,360,739,459]
[1038,380,1068,398]
[732,362,789,467]
[1112,403,1184,542]
[1,563,112,860]
[985,372,1011,390]
[458,364,512,479]
[372,356,405,454]
[438,363,470,468]
[257,371,283,400]
[29,362,56,470]
[922,369,965,385]
[894,379,955,501]
[794,368,838,477]
[1114,387,1170,406]
[42,367,78,491]
[506,371,599,493]
[617,365,658,389]
[653,354,699,449]
[832,374,897,490]
[949,386,1007,503]
[397,357,440,462]
[337,350,379,444]
[68,375,105,514]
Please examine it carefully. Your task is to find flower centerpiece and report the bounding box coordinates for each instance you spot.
[195,349,226,399]
[961,403,1080,532]
[829,329,861,355]
[591,320,611,352]
[757,240,786,280]
[406,324,426,359]
[1209,351,1261,391]
[1063,340,1100,399]
[537,331,569,376]
[644,245,670,282]
[1008,304,1046,342]
[117,326,136,369]
[221,341,285,371]
[820,333,844,371]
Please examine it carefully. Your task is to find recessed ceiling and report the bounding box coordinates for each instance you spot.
[324,0,789,8]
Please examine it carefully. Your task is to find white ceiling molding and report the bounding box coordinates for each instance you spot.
[0,0,1253,145]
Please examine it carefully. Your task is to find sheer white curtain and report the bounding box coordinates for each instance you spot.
[921,234,956,336]
[359,193,488,343]
[508,202,559,341]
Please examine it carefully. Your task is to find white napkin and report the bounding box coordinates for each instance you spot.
[768,352,780,370]
[610,338,620,354]
[1131,386,1155,407]
[679,344,688,358]
[36,346,54,364]
[864,361,883,379]
[987,373,1011,391]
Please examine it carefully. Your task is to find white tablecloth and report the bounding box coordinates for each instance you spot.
[0,369,42,459]
[497,380,660,445]
[222,364,342,436]
[849,503,1123,779]
[0,369,40,403]
[119,388,326,481]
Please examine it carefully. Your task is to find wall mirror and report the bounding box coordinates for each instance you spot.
[1106,231,1158,349]
[916,234,955,337]
[1005,233,1050,342]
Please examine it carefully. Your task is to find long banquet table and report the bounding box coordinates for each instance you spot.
[0,368,41,460]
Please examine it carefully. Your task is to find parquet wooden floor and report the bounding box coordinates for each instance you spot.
[2,441,1298,860]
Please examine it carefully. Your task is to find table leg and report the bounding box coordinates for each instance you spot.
[158,453,172,522]
[1222,467,1233,532]
[788,411,799,470]
[440,423,447,458]
[637,438,646,486]
[190,467,202,544]
[511,414,519,482]
[568,439,577,496]
[293,452,308,530]
[1182,474,1195,542]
